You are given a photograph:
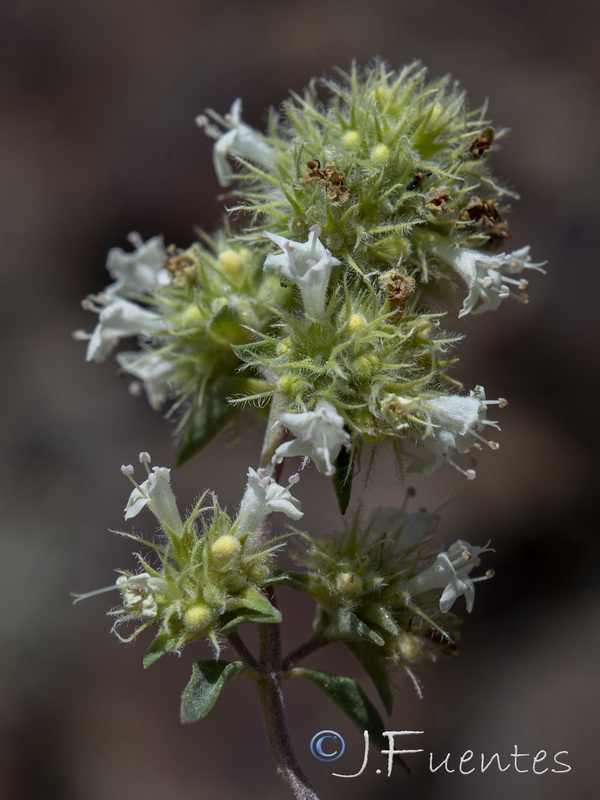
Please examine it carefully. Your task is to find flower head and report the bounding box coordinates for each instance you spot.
[116,572,168,618]
[235,467,303,536]
[406,539,493,613]
[81,296,161,363]
[196,98,275,187]
[418,387,505,479]
[264,226,341,319]
[104,233,169,300]
[121,453,184,536]
[274,400,350,476]
[116,350,175,410]
[436,244,546,317]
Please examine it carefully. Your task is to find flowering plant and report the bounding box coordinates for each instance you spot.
[74,61,544,799]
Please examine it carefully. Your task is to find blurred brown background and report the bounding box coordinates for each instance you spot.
[1,0,599,798]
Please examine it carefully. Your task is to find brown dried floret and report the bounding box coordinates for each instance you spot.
[468,126,495,158]
[300,158,349,203]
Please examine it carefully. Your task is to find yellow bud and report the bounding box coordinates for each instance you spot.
[247,561,271,583]
[342,130,361,149]
[182,303,202,327]
[278,375,300,396]
[372,86,391,105]
[396,631,423,662]
[278,338,292,355]
[336,572,363,599]
[184,604,213,633]
[355,354,379,377]
[211,534,242,568]
[371,144,390,164]
[347,313,366,333]
[429,103,443,123]
[218,249,245,279]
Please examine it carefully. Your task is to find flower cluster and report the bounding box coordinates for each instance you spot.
[79,453,303,661]
[74,63,545,723]
[296,504,493,689]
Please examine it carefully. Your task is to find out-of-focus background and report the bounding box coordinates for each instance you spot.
[2,0,599,798]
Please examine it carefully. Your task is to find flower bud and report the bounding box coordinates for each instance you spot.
[211,534,242,568]
[184,604,214,633]
[336,572,363,599]
[218,249,245,280]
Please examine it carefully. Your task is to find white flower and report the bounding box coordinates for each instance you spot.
[264,227,341,319]
[406,539,493,613]
[435,244,546,317]
[235,467,303,535]
[104,233,170,300]
[122,453,184,536]
[274,400,351,476]
[196,98,275,187]
[418,387,505,479]
[81,296,161,363]
[116,572,167,618]
[116,350,175,410]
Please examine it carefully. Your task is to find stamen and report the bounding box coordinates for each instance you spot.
[127,232,143,248]
[71,584,121,603]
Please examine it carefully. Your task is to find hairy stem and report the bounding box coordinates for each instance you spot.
[282,635,327,672]
[227,631,262,673]
[252,396,320,799]
[259,392,289,471]
[257,593,320,800]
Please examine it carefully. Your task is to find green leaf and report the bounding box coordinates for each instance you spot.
[180,660,245,723]
[320,608,385,647]
[272,569,313,592]
[143,630,179,669]
[230,586,281,619]
[291,667,406,770]
[332,443,353,514]
[347,642,394,715]
[219,610,279,633]
[176,376,245,467]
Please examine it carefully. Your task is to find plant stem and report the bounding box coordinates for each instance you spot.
[282,635,326,671]
[227,631,263,673]
[257,594,320,800]
[252,396,320,799]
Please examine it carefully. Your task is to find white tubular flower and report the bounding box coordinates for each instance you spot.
[116,573,167,618]
[122,453,184,536]
[274,400,351,476]
[104,233,170,300]
[235,467,303,535]
[264,226,341,319]
[195,98,275,187]
[406,539,493,613]
[435,244,546,317]
[82,296,161,363]
[419,387,505,479]
[116,350,175,410]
